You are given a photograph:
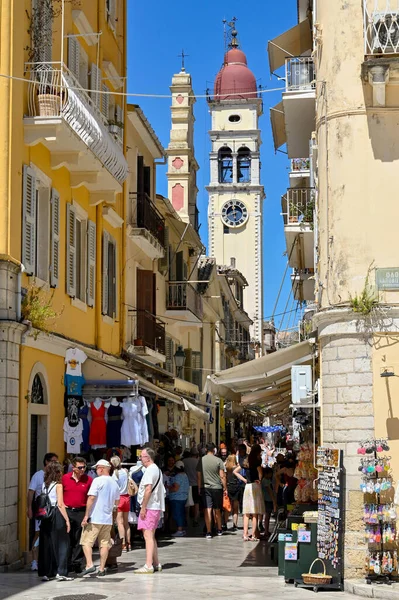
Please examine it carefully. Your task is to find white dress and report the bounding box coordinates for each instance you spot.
[120,396,149,446]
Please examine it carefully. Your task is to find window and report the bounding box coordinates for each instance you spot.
[192,351,202,390]
[66,203,96,306]
[237,147,251,183]
[106,0,116,31]
[90,63,102,109]
[218,147,233,183]
[102,231,117,318]
[228,114,241,123]
[22,165,60,286]
[165,336,175,374]
[31,374,44,404]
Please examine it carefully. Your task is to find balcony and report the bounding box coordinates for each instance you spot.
[165,282,203,324]
[364,2,399,56]
[128,193,166,259]
[290,158,310,174]
[24,63,128,198]
[126,310,166,364]
[281,188,314,270]
[291,269,315,302]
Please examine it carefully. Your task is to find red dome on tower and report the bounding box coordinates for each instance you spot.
[214,47,257,101]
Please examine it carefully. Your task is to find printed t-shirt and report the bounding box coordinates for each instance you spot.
[65,348,87,377]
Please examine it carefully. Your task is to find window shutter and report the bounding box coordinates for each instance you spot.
[107,0,116,30]
[102,230,109,315]
[102,84,110,119]
[192,351,202,390]
[90,63,102,109]
[66,203,76,297]
[68,37,80,79]
[22,165,37,275]
[165,336,174,374]
[111,238,117,318]
[79,46,89,90]
[87,220,96,307]
[184,348,192,383]
[50,188,60,288]
[158,226,169,273]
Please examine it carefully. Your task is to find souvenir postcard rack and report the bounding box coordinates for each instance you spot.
[358,438,398,585]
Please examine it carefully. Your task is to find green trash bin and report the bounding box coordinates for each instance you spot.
[283,523,318,583]
[278,529,292,577]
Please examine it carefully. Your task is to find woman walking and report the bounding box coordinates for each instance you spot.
[234,445,265,541]
[169,460,189,536]
[225,454,240,532]
[111,456,131,551]
[38,461,71,581]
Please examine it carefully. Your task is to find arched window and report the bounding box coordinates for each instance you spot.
[237,147,251,183]
[218,147,233,183]
[31,374,45,404]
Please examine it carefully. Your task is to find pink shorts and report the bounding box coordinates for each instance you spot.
[118,494,130,513]
[137,509,161,531]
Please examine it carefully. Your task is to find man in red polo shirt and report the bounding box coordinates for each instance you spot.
[62,456,92,574]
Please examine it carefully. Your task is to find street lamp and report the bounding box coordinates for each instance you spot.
[174,345,186,378]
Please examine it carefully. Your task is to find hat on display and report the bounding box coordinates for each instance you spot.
[93,459,111,468]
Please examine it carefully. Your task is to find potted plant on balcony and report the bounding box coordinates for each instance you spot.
[108,119,124,136]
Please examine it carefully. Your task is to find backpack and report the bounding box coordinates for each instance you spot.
[34,483,57,521]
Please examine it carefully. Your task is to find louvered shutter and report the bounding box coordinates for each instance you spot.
[184,348,192,383]
[22,165,37,275]
[50,188,60,288]
[79,46,89,90]
[115,104,124,142]
[158,226,169,273]
[90,63,102,109]
[66,203,76,297]
[110,238,117,318]
[192,351,202,390]
[107,0,116,30]
[165,336,174,374]
[87,220,96,307]
[102,230,109,315]
[102,84,110,119]
[68,37,80,79]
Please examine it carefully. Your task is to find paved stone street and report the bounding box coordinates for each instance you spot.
[0,525,357,600]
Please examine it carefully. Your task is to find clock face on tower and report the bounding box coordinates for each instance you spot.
[221,200,248,228]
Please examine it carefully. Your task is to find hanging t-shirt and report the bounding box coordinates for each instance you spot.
[63,417,84,453]
[64,374,85,396]
[65,348,87,377]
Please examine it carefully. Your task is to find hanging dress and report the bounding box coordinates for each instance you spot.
[120,396,149,447]
[79,403,90,453]
[106,403,123,448]
[89,401,107,447]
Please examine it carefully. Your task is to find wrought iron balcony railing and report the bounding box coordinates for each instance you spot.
[285,57,315,92]
[166,282,203,321]
[25,62,128,185]
[129,310,166,356]
[281,188,314,226]
[364,2,399,55]
[130,192,166,248]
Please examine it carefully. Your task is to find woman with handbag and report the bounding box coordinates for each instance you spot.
[233,445,265,541]
[110,456,131,551]
[37,461,71,581]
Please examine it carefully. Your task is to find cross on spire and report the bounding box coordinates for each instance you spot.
[178,49,189,72]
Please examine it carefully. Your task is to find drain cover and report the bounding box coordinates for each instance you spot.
[53,595,107,600]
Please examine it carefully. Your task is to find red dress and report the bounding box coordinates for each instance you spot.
[89,402,107,446]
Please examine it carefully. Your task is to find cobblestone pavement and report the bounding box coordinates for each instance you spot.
[0,525,356,600]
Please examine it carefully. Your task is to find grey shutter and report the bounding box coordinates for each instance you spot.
[87,220,96,307]
[68,37,80,79]
[22,165,37,275]
[66,203,76,297]
[79,46,89,90]
[50,188,60,287]
[165,336,174,373]
[102,83,110,119]
[158,226,169,273]
[192,351,202,390]
[90,63,102,109]
[102,230,109,315]
[184,348,192,383]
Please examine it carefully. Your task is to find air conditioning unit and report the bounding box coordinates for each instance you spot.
[291,365,313,404]
[371,12,399,54]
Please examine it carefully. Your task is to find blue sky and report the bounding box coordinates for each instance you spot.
[127,0,299,329]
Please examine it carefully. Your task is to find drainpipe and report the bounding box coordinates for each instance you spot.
[16,263,25,322]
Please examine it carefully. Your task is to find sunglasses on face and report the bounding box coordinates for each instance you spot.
[75,466,86,470]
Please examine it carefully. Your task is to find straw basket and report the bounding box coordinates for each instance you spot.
[36,93,61,117]
[302,559,332,585]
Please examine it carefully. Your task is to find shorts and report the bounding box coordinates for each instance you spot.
[137,509,161,531]
[191,485,200,505]
[202,488,223,510]
[80,523,112,548]
[227,484,243,503]
[118,494,130,513]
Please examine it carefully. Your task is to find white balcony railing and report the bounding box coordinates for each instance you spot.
[25,62,128,185]
[364,1,399,55]
[285,57,315,91]
[281,188,314,226]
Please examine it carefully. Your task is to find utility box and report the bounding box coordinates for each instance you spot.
[291,365,312,404]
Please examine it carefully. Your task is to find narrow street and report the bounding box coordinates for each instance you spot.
[0,525,355,600]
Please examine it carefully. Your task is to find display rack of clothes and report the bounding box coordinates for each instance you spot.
[107,398,123,448]
[89,398,107,448]
[120,394,149,447]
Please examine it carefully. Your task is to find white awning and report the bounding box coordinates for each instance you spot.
[270,101,287,152]
[268,19,312,73]
[182,398,210,422]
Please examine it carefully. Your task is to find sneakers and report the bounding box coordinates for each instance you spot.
[172,530,186,537]
[231,525,238,533]
[31,559,38,571]
[133,564,154,574]
[217,530,223,536]
[56,574,73,581]
[222,524,227,532]
[96,570,106,578]
[41,576,50,582]
[154,564,162,572]
[205,532,212,540]
[78,565,96,577]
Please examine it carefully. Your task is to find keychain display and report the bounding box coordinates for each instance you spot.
[317,447,343,570]
[358,457,391,477]
[365,525,396,544]
[360,478,392,493]
[358,439,390,455]
[366,551,397,575]
[363,504,397,524]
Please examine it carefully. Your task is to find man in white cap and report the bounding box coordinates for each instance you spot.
[79,459,120,577]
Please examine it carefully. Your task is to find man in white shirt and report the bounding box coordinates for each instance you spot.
[80,460,120,577]
[27,452,58,571]
[133,447,165,575]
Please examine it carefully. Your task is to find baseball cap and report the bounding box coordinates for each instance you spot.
[93,459,111,468]
[175,460,184,469]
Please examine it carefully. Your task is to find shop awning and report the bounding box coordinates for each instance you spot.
[207,341,313,402]
[168,216,204,250]
[182,398,210,422]
[268,19,312,73]
[270,101,287,152]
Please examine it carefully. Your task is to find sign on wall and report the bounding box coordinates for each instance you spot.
[376,269,399,291]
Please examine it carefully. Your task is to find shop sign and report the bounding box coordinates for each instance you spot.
[376,268,399,290]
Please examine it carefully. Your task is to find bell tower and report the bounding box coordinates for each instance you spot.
[207,25,265,346]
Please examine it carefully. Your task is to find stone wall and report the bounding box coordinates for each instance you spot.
[320,333,374,580]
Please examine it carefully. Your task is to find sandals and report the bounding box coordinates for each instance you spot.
[243,535,251,541]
